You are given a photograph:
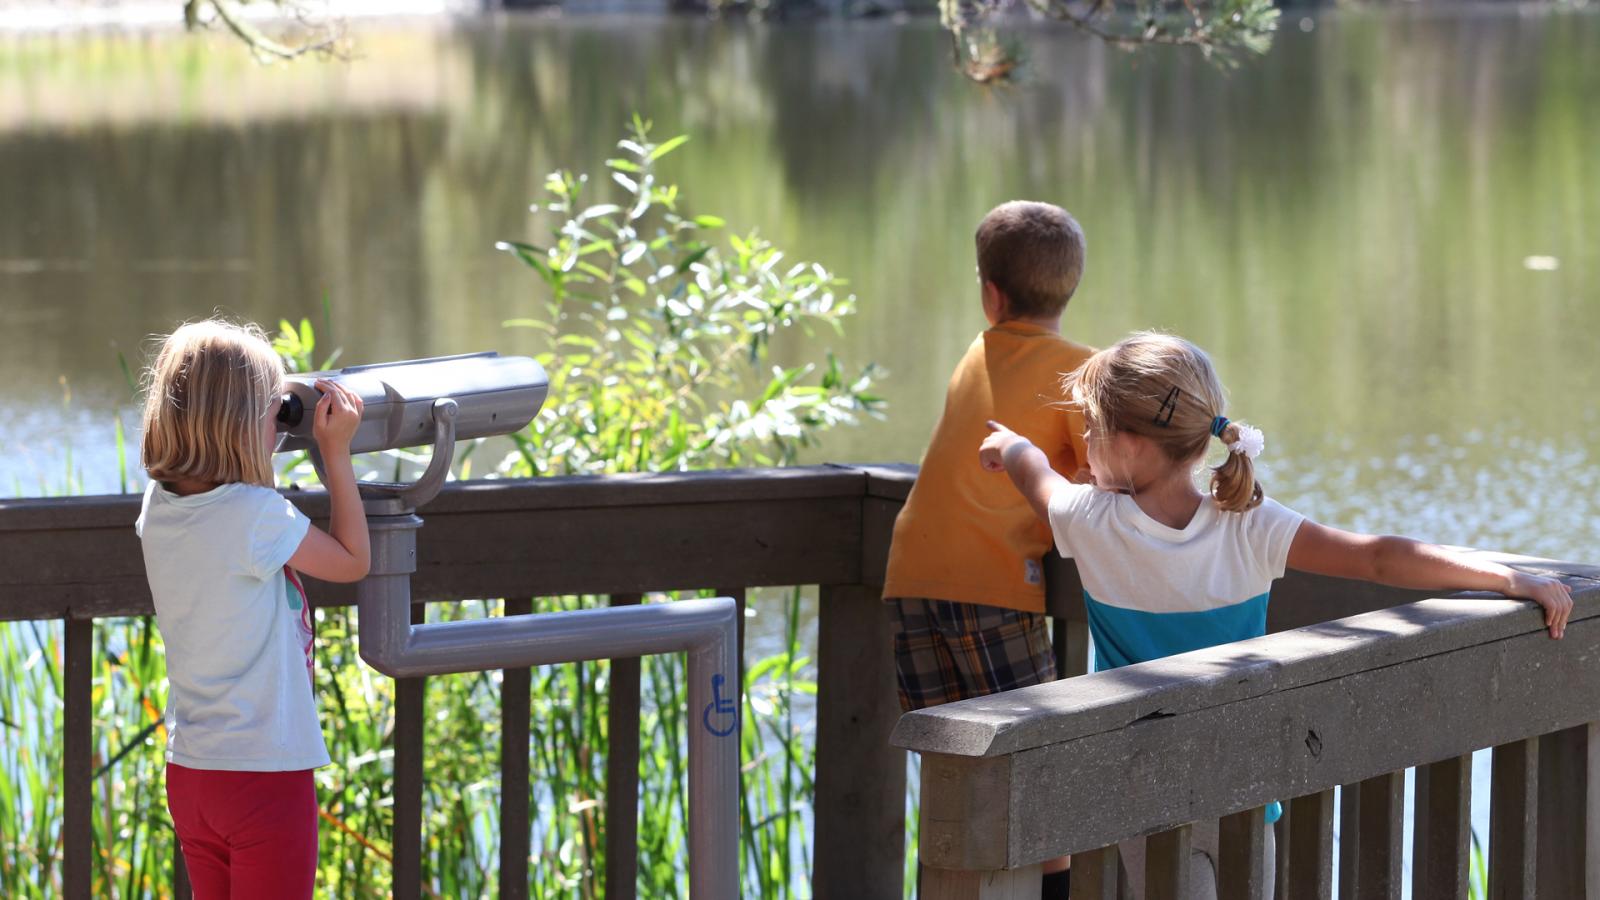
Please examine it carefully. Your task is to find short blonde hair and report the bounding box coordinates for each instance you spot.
[1065,332,1262,512]
[140,319,283,489]
[975,201,1086,318]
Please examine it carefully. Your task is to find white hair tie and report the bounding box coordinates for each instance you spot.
[1227,423,1265,460]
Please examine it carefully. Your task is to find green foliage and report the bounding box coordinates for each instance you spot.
[496,115,883,477]
[1,124,878,898]
[940,0,1279,83]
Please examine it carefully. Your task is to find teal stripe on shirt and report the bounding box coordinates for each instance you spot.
[1084,590,1270,673]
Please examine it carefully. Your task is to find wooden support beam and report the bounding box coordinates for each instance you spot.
[1289,790,1334,900]
[1489,737,1538,900]
[1413,755,1471,900]
[498,598,533,900]
[63,618,92,900]
[1219,806,1270,900]
[1353,771,1404,900]
[813,585,905,899]
[1145,824,1192,900]
[1536,722,1598,897]
[604,593,644,900]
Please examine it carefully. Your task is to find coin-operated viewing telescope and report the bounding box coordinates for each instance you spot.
[278,350,738,899]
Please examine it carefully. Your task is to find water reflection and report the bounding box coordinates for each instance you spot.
[1,12,1596,566]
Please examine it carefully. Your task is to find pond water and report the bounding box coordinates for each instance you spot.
[2,9,1598,892]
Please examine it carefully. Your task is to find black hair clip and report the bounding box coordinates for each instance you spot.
[1153,386,1180,427]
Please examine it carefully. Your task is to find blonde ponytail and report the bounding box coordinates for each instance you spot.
[1209,421,1263,512]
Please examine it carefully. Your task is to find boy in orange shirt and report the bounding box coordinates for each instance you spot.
[883,201,1091,897]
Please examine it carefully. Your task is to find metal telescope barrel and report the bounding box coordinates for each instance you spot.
[275,351,548,454]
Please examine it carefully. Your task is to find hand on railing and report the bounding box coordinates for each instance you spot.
[1504,570,1574,639]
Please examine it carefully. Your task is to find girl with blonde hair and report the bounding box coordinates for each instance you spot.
[980,331,1572,899]
[136,318,370,899]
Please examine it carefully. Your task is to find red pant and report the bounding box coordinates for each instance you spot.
[166,764,318,900]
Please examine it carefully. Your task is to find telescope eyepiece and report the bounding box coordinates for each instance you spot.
[277,392,305,429]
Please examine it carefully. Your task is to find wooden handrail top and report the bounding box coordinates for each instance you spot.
[893,556,1599,759]
[0,464,916,622]
[896,560,1600,870]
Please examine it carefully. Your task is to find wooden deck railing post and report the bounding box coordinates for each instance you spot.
[1489,737,1539,900]
[1413,755,1471,900]
[1288,790,1334,900]
[393,602,426,900]
[498,598,533,900]
[1352,771,1404,900]
[604,592,644,900]
[1072,845,1126,900]
[1536,722,1599,897]
[1219,806,1270,900]
[63,617,92,900]
[813,584,905,899]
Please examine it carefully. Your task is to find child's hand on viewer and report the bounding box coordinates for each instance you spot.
[312,379,363,456]
[979,421,1029,472]
[1505,572,1574,639]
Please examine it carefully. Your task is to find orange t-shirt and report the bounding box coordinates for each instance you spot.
[882,322,1094,614]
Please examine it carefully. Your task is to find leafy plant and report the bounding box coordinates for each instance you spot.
[496,114,883,477]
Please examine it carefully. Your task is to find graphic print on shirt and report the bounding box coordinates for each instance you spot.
[284,568,315,686]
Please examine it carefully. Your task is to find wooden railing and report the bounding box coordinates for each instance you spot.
[9,464,1593,899]
[894,552,1600,899]
[0,464,918,899]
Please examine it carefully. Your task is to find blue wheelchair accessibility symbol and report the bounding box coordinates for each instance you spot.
[702,673,737,737]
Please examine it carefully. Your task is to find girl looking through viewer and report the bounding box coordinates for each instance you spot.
[979,331,1572,900]
[136,318,371,899]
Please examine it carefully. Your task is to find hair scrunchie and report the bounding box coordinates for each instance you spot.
[1209,415,1230,438]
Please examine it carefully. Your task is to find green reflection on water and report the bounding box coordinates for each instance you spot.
[1,11,1596,560]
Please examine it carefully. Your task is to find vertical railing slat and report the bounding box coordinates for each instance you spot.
[1289,790,1335,900]
[1145,824,1193,900]
[813,584,906,899]
[1414,755,1471,900]
[604,592,644,900]
[1274,801,1292,900]
[63,617,92,900]
[1072,844,1125,900]
[1219,806,1269,900]
[1052,619,1091,678]
[1536,723,1597,897]
[498,598,533,900]
[1490,737,1538,900]
[1353,771,1404,900]
[1338,783,1360,900]
[392,602,425,900]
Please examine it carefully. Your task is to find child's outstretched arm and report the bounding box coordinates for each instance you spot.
[1286,521,1574,639]
[288,379,372,583]
[979,420,1071,524]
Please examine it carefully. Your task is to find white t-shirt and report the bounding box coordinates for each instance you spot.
[136,481,330,771]
[1046,482,1306,672]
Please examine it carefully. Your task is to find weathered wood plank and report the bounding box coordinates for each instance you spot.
[813,585,905,899]
[918,754,1012,872]
[1274,804,1292,900]
[63,617,91,900]
[1219,806,1269,900]
[1353,772,1404,900]
[499,598,533,900]
[1145,824,1192,900]
[604,593,643,900]
[1536,722,1597,897]
[960,610,1600,868]
[1489,737,1538,900]
[894,588,1598,760]
[1413,755,1471,900]
[1071,845,1124,900]
[1289,791,1334,900]
[1338,783,1360,900]
[921,864,1043,900]
[0,469,877,620]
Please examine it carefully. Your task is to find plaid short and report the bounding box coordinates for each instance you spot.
[888,597,1057,712]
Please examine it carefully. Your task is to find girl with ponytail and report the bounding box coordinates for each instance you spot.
[979,331,1572,900]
